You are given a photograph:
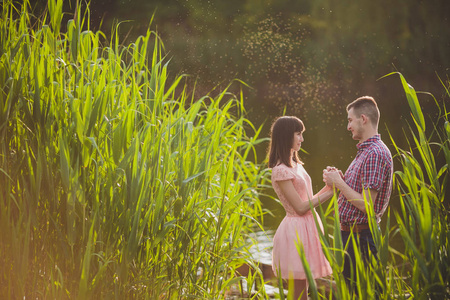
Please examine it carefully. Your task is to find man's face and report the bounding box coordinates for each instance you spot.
[347,108,364,141]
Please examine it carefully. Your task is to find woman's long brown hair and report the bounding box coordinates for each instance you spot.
[268,116,305,168]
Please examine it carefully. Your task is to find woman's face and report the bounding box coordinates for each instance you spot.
[291,131,304,152]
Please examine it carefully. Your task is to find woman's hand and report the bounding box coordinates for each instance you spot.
[322,183,332,191]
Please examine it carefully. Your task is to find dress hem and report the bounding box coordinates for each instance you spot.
[272,265,332,280]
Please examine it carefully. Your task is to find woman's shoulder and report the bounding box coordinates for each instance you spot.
[271,163,295,181]
[272,162,289,170]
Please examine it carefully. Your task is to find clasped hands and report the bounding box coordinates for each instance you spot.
[323,166,344,189]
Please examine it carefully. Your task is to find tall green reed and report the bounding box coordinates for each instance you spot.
[0,0,268,298]
[385,72,449,298]
[299,73,449,299]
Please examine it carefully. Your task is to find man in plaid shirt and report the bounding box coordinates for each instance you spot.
[323,96,393,288]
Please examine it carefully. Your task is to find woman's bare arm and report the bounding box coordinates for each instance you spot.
[277,180,334,216]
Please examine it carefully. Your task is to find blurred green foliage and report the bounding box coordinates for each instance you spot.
[31,0,449,98]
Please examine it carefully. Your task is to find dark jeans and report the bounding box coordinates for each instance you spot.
[341,228,378,289]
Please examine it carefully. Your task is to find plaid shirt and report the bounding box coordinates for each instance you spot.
[338,135,393,225]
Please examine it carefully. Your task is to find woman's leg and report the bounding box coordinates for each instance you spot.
[293,279,308,300]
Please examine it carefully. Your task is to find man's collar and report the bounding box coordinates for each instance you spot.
[357,134,381,150]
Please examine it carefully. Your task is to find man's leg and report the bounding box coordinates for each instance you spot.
[342,228,380,296]
[359,229,381,298]
[341,230,356,287]
[359,229,378,262]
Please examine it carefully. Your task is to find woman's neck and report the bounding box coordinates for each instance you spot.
[290,150,296,167]
[290,158,297,167]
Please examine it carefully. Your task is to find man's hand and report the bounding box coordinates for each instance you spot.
[323,168,343,187]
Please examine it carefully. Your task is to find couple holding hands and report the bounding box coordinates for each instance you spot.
[268,96,393,299]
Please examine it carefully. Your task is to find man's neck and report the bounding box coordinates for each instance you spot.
[359,129,378,143]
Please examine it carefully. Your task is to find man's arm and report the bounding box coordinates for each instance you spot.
[323,170,378,213]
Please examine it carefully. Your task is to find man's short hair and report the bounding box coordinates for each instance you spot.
[347,96,380,127]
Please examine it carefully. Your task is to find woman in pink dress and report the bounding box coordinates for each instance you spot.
[268,116,333,300]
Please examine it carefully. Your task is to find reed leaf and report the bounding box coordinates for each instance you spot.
[0,1,267,298]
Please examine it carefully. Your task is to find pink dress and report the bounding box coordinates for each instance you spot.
[271,163,332,279]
